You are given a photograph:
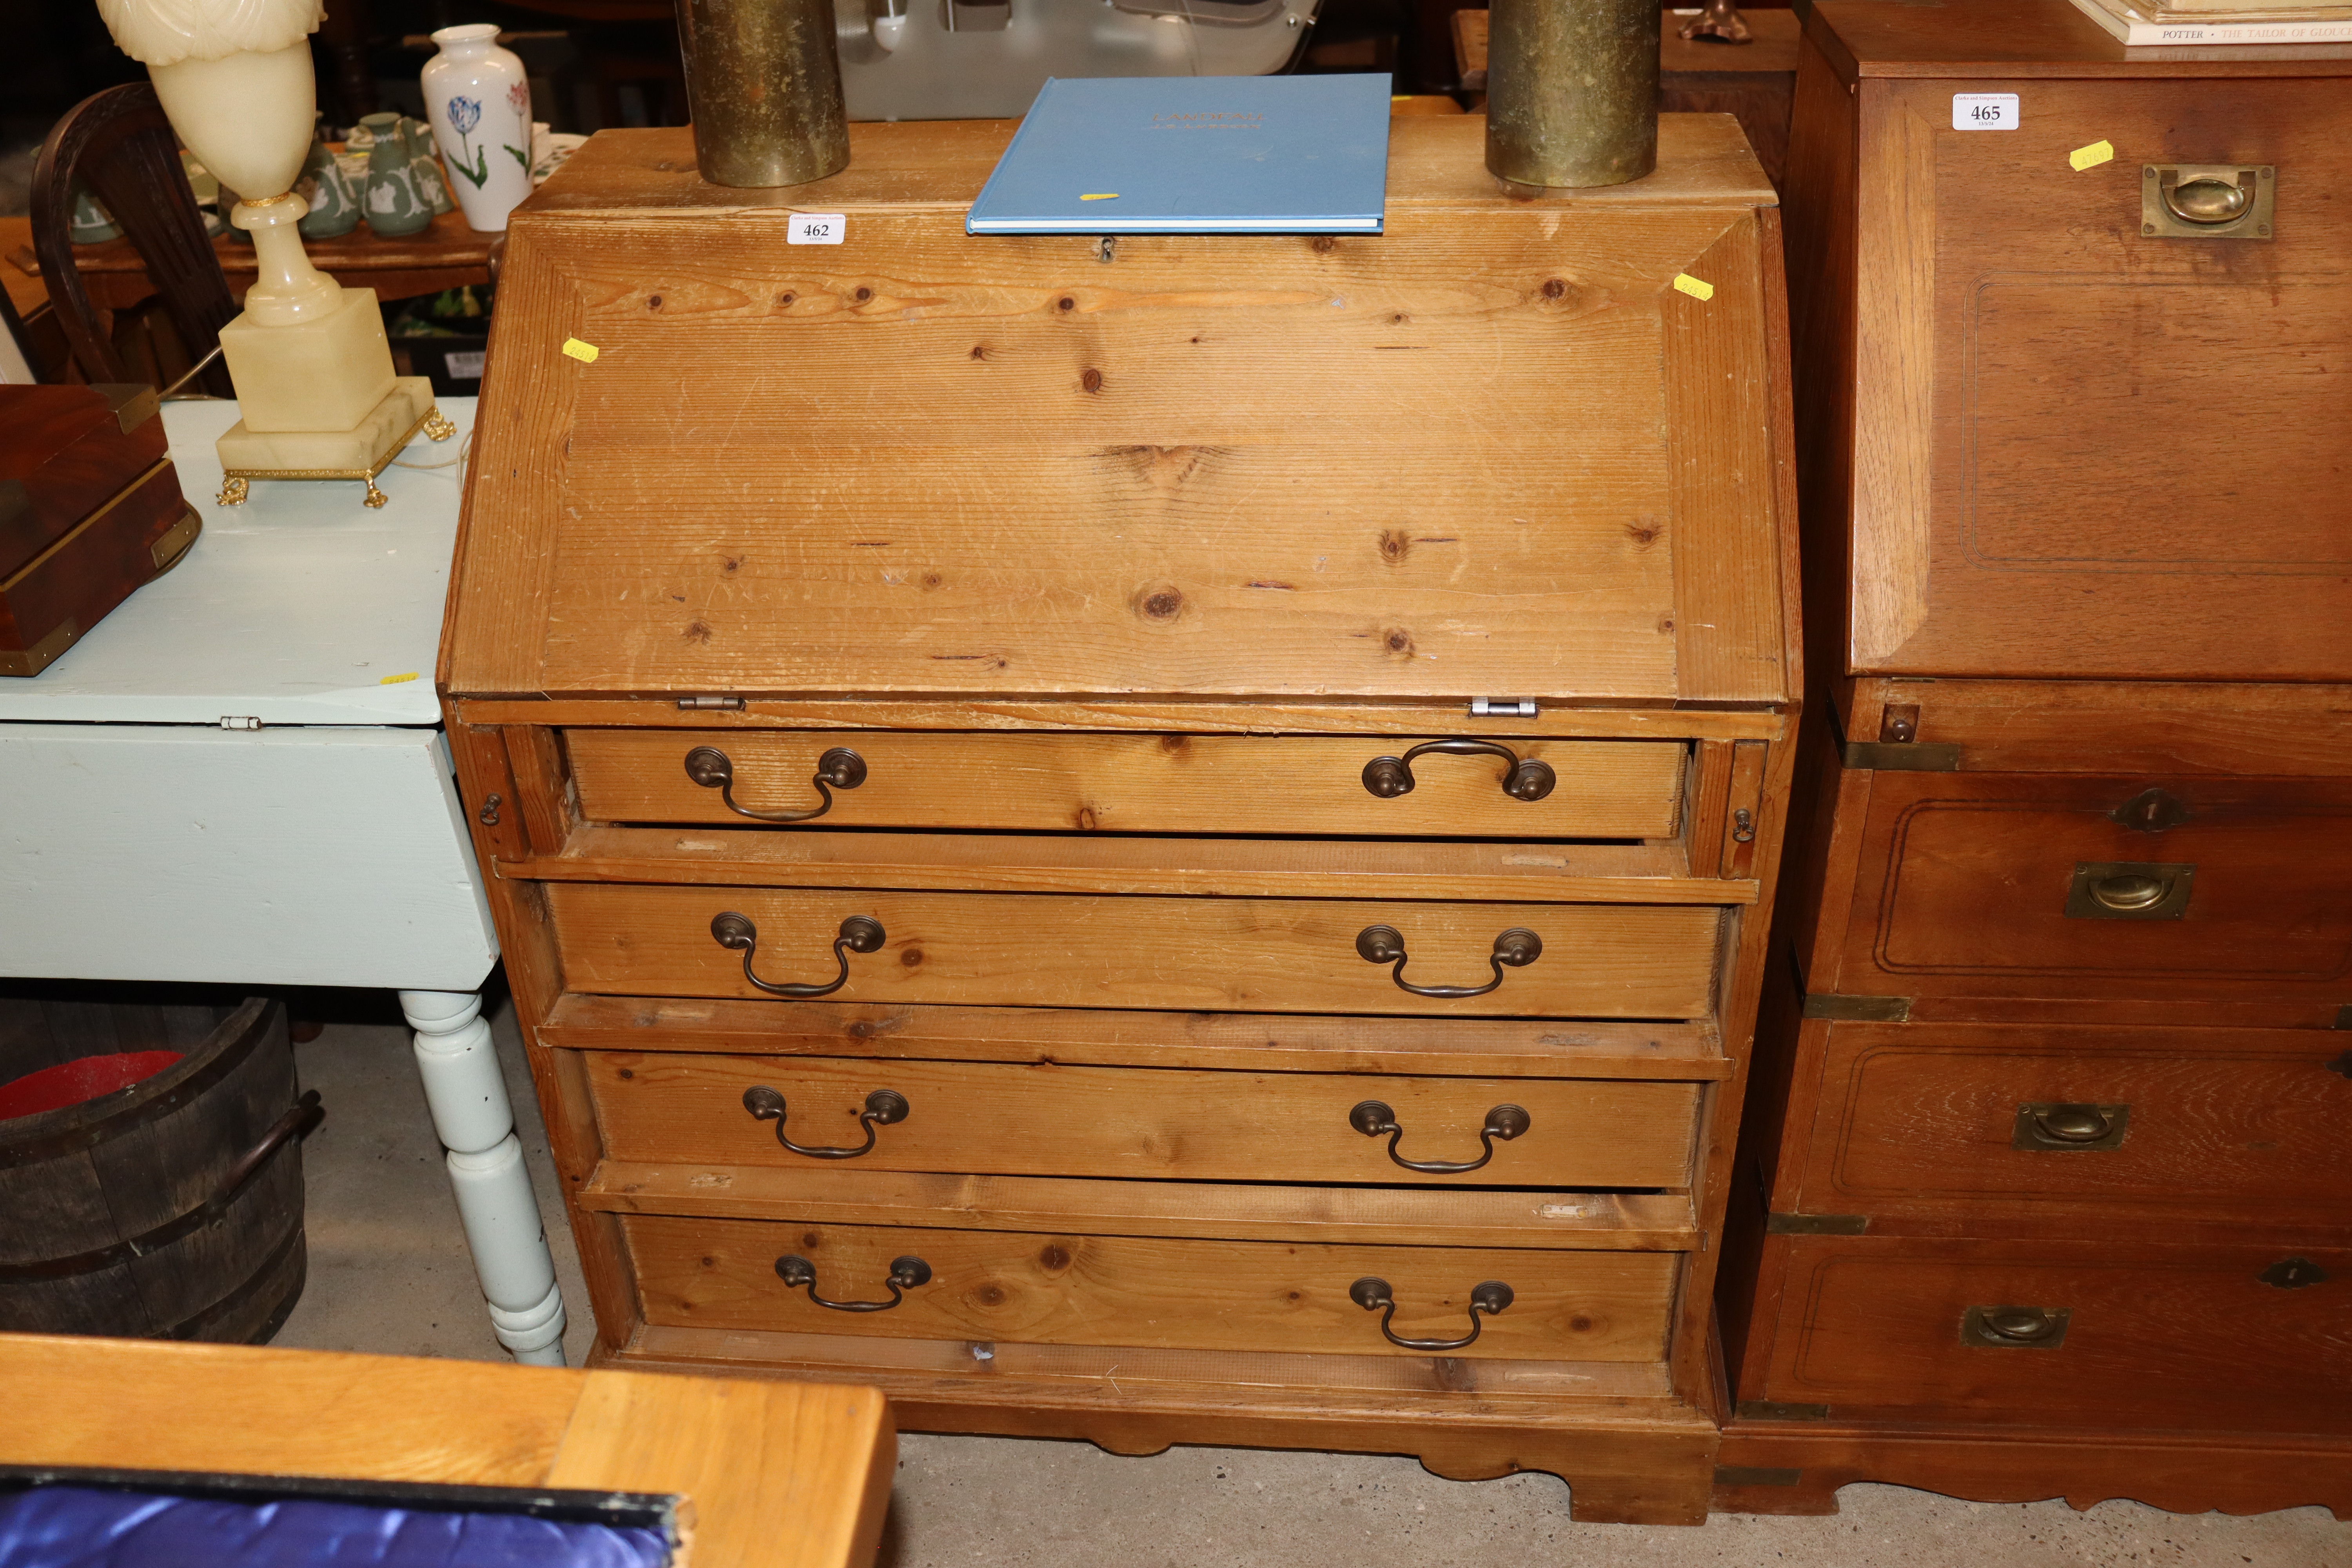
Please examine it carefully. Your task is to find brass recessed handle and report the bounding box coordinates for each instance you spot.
[2065,861,2194,920]
[2163,175,2252,224]
[742,1084,909,1158]
[1348,1099,1531,1174]
[2013,1101,2131,1151]
[1362,740,1556,802]
[1961,1305,2071,1348]
[711,911,886,998]
[1356,925,1542,998]
[2092,874,2167,911]
[774,1252,931,1312]
[684,744,867,822]
[1349,1276,1513,1350]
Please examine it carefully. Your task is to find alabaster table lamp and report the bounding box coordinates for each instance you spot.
[97,0,454,507]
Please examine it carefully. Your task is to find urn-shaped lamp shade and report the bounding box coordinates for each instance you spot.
[146,42,317,203]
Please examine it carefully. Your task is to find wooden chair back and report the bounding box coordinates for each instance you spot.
[31,83,237,396]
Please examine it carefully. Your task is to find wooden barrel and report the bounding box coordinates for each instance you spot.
[0,994,319,1343]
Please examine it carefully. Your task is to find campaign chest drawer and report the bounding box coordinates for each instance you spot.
[1784,1020,2352,1229]
[1752,1236,2352,1432]
[548,884,1724,1018]
[586,1052,1702,1187]
[1820,773,2352,1004]
[565,730,1689,840]
[626,1212,1677,1361]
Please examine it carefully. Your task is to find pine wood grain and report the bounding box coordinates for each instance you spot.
[565,729,1686,839]
[547,884,1724,1018]
[445,118,1788,704]
[454,697,1787,741]
[586,1053,1700,1187]
[626,1213,1677,1361]
[538,996,1734,1080]
[0,1334,893,1568]
[583,1161,1700,1250]
[519,827,1748,906]
[546,1369,893,1568]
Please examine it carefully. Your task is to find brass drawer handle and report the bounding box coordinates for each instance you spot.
[2013,1101,2130,1152]
[2064,861,2194,920]
[1961,1305,2071,1349]
[1349,1276,1513,1351]
[774,1253,931,1312]
[742,1084,909,1158]
[711,911,886,998]
[1361,740,1556,802]
[684,744,866,822]
[2164,173,2250,224]
[1356,924,1542,998]
[1349,1098,1531,1174]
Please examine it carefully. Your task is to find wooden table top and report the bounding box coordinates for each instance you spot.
[68,206,497,311]
[0,1333,894,1568]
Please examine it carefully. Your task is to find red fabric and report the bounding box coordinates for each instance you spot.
[0,1052,182,1120]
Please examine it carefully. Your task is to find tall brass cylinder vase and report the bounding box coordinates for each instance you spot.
[675,0,850,187]
[1485,0,1659,189]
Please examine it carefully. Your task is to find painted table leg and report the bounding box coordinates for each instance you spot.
[399,989,568,1365]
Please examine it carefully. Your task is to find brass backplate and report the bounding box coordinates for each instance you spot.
[1842,740,1961,772]
[2142,164,2274,240]
[2013,1102,2131,1152]
[1768,1212,1870,1236]
[2066,862,2194,920]
[1802,992,1912,1022]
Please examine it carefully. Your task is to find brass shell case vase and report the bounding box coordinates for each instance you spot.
[1485,0,1660,190]
[675,0,849,188]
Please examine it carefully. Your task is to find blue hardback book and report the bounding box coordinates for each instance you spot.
[965,75,1392,234]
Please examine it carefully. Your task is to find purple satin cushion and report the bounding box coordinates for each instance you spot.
[0,1487,671,1568]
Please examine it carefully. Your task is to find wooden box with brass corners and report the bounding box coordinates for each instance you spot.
[1,382,198,677]
[1713,0,2352,1525]
[437,112,1801,1526]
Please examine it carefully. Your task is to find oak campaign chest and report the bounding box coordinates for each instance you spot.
[1713,0,2352,1521]
[441,113,1800,1524]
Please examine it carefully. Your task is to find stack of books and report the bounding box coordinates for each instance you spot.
[2069,0,2352,44]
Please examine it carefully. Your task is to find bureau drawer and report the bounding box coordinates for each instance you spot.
[1827,773,2352,1003]
[626,1213,1675,1361]
[1755,1236,2352,1432]
[566,730,1687,840]
[549,885,1722,1018]
[588,1054,1701,1187]
[1792,1022,2352,1227]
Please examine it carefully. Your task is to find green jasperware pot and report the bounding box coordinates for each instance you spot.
[359,111,434,238]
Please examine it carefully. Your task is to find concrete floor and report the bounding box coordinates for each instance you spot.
[274,999,2351,1568]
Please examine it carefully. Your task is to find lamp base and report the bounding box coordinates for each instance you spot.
[214,378,455,509]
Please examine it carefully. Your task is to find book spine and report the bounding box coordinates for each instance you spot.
[2072,0,2352,40]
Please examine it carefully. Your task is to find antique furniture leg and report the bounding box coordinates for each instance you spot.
[401,988,568,1365]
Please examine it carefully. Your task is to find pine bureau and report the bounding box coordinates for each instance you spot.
[439,113,1800,1525]
[1713,0,2352,1520]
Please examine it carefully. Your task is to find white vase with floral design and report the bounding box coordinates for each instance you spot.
[420,24,533,232]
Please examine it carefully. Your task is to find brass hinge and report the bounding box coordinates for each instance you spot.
[1802,992,1911,1022]
[1842,739,1960,771]
[1734,1401,1829,1422]
[1715,1466,1803,1487]
[1768,1212,1869,1235]
[676,695,746,711]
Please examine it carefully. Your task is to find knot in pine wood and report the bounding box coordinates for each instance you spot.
[1081,368,1104,394]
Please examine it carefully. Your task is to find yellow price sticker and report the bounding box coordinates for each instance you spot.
[1671,274,1715,302]
[1079,193,1120,201]
[379,672,419,685]
[2069,139,2115,171]
[561,338,601,363]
